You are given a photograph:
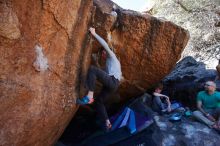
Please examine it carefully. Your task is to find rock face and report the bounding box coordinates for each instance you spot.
[163,57,219,107]
[0,0,189,145]
[58,93,220,146]
[92,0,189,99]
[152,115,220,146]
[152,0,220,69]
[0,2,21,39]
[152,0,220,107]
[164,57,217,84]
[116,115,220,146]
[0,0,93,145]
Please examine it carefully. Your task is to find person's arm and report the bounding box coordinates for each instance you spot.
[89,27,115,57]
[197,101,207,115]
[197,93,209,116]
[154,96,166,110]
[217,92,220,101]
[91,53,100,68]
[197,101,216,122]
[153,92,171,112]
[215,69,219,81]
[153,92,169,99]
[166,98,171,112]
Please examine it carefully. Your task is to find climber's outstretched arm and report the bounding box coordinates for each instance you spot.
[89,27,115,57]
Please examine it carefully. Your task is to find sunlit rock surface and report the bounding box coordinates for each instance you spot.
[0,0,93,145]
[0,0,190,145]
[92,0,189,99]
[0,2,21,39]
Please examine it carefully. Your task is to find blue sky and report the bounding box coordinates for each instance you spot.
[111,0,154,12]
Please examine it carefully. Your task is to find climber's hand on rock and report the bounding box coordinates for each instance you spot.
[89,27,96,35]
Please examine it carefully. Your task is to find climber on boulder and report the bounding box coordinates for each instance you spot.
[76,27,122,130]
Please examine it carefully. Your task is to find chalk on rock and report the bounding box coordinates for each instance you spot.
[33,44,49,72]
[113,4,117,10]
[110,11,117,17]
[107,32,112,42]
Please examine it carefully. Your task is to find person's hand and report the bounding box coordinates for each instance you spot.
[164,96,169,100]
[89,27,96,35]
[167,106,171,112]
[165,97,171,105]
[211,122,220,130]
[206,113,216,122]
[217,120,220,127]
[88,97,94,104]
[92,53,98,62]
[92,53,100,67]
[106,119,112,130]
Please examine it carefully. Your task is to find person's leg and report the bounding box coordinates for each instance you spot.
[211,108,220,127]
[152,96,166,114]
[85,66,117,98]
[217,108,220,123]
[129,97,155,119]
[211,108,220,118]
[77,66,117,105]
[217,108,220,127]
[85,66,120,128]
[94,87,114,130]
[192,110,215,127]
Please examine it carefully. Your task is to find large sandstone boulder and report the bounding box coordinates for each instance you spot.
[0,0,93,145]
[92,0,189,99]
[0,0,189,145]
